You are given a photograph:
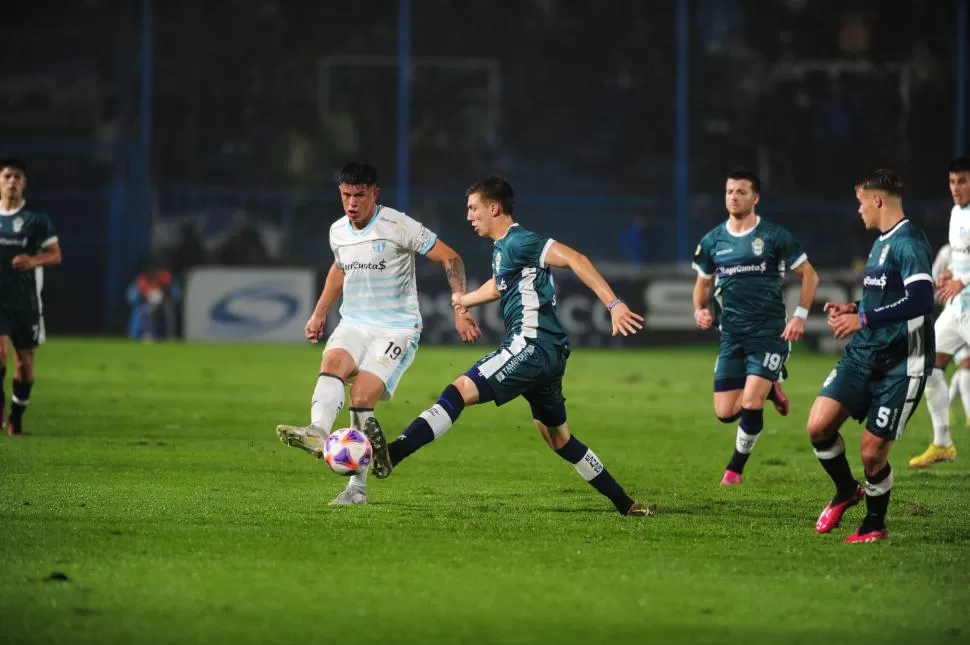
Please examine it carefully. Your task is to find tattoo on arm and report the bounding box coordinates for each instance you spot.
[445,256,467,295]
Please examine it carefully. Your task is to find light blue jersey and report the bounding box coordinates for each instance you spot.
[329,205,437,329]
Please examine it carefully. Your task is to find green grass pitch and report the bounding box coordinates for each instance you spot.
[1,339,968,644]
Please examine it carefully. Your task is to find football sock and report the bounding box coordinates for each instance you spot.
[389,384,465,466]
[859,463,892,533]
[311,372,345,436]
[812,433,858,502]
[555,435,635,514]
[949,370,960,407]
[726,407,763,474]
[926,368,952,447]
[959,369,970,422]
[348,407,374,489]
[9,379,32,428]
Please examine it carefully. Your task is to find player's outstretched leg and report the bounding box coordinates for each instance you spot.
[276,371,346,457]
[911,367,956,468]
[536,417,653,517]
[379,383,468,477]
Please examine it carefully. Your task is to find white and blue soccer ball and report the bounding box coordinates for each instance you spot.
[323,427,373,476]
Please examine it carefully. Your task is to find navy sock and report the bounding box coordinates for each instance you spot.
[556,435,635,514]
[389,384,465,466]
[726,407,763,474]
[859,464,892,533]
[10,379,32,425]
[0,366,6,410]
[811,434,859,502]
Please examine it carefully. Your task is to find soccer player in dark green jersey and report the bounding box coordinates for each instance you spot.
[360,177,652,516]
[0,158,62,435]
[809,169,934,543]
[692,169,819,485]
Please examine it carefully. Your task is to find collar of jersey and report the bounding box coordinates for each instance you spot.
[494,222,519,242]
[0,201,26,217]
[878,218,909,241]
[347,205,383,236]
[723,215,759,238]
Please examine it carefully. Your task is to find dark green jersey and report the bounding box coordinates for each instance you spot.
[492,224,568,347]
[0,204,57,309]
[849,219,934,370]
[692,217,806,337]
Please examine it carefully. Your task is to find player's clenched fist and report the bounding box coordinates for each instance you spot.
[304,314,326,343]
[694,307,713,330]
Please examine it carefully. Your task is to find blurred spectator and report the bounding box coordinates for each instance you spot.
[619,215,649,266]
[126,266,181,342]
[219,214,269,265]
[170,221,210,278]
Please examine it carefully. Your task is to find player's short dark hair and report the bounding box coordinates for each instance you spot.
[338,162,377,187]
[0,158,27,175]
[856,169,904,197]
[466,176,515,215]
[950,156,970,174]
[726,168,761,193]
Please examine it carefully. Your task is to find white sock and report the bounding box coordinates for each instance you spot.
[311,373,345,436]
[926,368,953,447]
[348,407,375,489]
[735,427,761,454]
[958,369,970,423]
[949,371,960,406]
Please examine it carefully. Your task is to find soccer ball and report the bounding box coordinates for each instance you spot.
[323,427,373,476]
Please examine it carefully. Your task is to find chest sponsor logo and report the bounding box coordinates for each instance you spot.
[863,273,888,289]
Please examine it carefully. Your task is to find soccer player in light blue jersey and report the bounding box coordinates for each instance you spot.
[276,162,480,505]
[911,157,970,468]
[363,176,652,516]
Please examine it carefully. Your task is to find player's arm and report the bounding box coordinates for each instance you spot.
[830,246,934,338]
[305,262,344,343]
[692,274,714,330]
[12,241,61,270]
[456,279,500,309]
[780,260,819,341]
[543,241,643,336]
[424,240,482,343]
[933,244,952,285]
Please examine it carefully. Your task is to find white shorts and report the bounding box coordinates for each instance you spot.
[934,306,970,357]
[324,322,420,400]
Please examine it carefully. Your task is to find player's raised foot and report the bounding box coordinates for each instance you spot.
[329,486,368,506]
[815,486,864,534]
[768,381,790,416]
[908,442,956,468]
[362,417,393,479]
[843,528,888,543]
[720,470,743,486]
[626,502,656,516]
[275,424,326,458]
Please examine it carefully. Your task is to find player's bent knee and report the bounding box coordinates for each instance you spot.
[453,375,482,405]
[529,400,566,428]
